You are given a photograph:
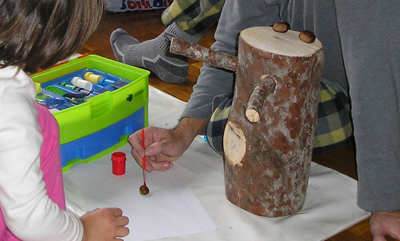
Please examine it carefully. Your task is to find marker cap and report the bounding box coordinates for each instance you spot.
[71,77,93,91]
[84,72,102,83]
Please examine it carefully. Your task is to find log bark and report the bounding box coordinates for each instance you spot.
[170,37,238,72]
[223,26,324,217]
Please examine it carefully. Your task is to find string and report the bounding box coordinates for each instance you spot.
[142,128,146,186]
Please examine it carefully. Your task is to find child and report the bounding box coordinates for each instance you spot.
[0,1,129,240]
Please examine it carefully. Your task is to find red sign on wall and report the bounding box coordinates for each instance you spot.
[105,0,173,12]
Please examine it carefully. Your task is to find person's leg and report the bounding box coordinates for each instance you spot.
[2,104,65,241]
[205,92,233,155]
[110,0,225,83]
[312,79,353,154]
[110,23,199,84]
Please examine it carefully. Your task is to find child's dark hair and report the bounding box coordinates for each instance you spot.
[0,0,103,73]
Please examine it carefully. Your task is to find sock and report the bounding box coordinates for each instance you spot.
[110,23,202,84]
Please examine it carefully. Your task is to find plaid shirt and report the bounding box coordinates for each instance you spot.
[161,0,225,35]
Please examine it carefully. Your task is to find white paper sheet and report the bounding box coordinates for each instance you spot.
[66,152,216,241]
[64,86,370,241]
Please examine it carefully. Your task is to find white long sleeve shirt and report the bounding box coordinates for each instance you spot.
[0,66,83,241]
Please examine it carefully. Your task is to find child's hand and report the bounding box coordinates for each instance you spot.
[80,208,129,241]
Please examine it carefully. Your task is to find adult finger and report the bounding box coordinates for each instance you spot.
[116,215,129,226]
[109,207,123,217]
[372,235,388,241]
[115,226,130,238]
[147,160,174,172]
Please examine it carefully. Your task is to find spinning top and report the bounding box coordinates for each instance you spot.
[139,184,150,195]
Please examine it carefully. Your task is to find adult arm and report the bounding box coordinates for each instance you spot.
[180,0,280,121]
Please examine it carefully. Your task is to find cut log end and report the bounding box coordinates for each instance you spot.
[223,121,246,167]
[240,27,322,57]
[245,108,260,123]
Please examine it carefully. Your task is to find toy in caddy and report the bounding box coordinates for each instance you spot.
[31,55,150,171]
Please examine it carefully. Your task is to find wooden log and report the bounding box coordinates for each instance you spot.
[223,26,324,217]
[170,26,324,217]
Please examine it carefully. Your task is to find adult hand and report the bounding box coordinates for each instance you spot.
[129,118,208,172]
[80,208,129,241]
[370,210,400,241]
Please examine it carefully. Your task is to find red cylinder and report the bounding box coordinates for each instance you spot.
[111,152,126,175]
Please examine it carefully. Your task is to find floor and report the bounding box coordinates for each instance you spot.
[79,9,394,241]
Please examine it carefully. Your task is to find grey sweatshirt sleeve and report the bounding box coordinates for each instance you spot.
[180,0,280,120]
